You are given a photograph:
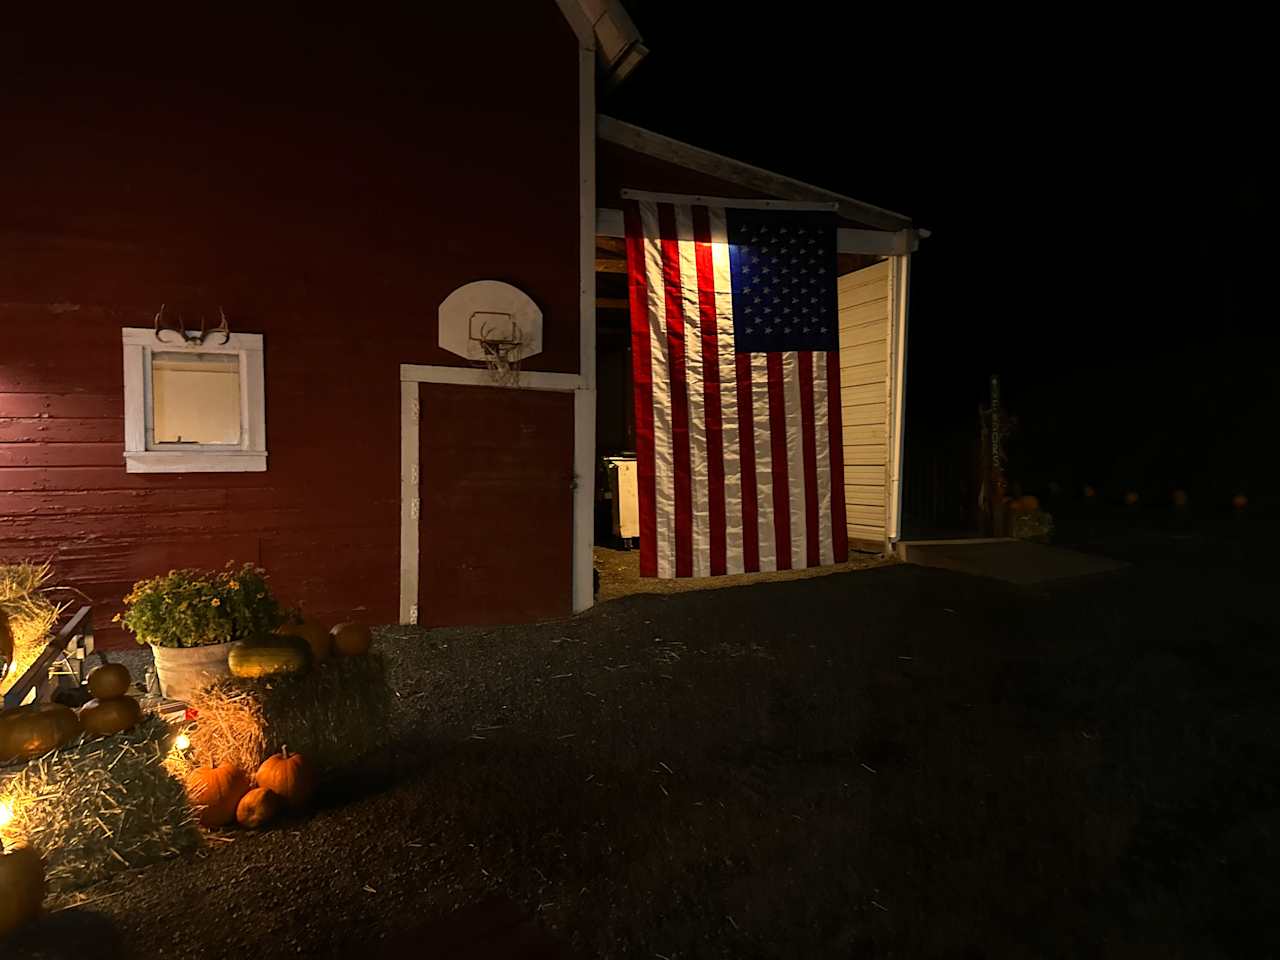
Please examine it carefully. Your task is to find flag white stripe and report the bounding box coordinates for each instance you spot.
[812,354,834,566]
[631,200,845,579]
[708,207,743,574]
[675,206,709,578]
[782,350,807,568]
[751,350,776,571]
[639,201,675,579]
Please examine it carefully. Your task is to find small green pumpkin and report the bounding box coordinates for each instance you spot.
[227,637,311,679]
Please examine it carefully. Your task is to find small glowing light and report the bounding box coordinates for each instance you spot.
[0,799,14,830]
[174,734,191,752]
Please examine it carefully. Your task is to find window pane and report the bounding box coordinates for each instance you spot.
[152,352,241,445]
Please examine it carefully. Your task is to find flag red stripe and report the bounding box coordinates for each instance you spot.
[691,207,727,576]
[798,351,820,567]
[657,203,693,578]
[826,350,849,562]
[766,352,792,570]
[625,201,657,576]
[734,353,760,572]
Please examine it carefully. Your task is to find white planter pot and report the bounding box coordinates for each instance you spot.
[150,642,234,702]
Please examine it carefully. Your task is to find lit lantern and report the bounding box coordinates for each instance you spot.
[1233,494,1248,510]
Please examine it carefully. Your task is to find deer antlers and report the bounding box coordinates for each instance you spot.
[153,305,231,345]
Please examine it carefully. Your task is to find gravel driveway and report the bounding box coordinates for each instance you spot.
[8,539,1279,958]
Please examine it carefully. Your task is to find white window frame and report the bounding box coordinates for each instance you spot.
[121,327,267,473]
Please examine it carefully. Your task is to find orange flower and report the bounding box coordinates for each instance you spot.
[211,598,221,607]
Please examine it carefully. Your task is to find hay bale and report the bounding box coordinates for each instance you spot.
[0,716,200,893]
[186,655,391,776]
[0,561,64,695]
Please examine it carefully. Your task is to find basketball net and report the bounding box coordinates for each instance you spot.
[475,328,524,387]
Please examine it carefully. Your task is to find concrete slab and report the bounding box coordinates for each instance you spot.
[896,538,1128,585]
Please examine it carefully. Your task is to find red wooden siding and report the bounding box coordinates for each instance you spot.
[417,384,575,626]
[0,6,580,647]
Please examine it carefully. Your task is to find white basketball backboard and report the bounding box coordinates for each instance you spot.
[438,280,544,363]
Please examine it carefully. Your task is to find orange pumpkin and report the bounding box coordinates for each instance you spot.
[278,621,332,662]
[78,696,143,737]
[236,787,283,829]
[255,745,316,811]
[330,622,371,657]
[0,843,44,938]
[86,662,132,700]
[186,764,252,829]
[0,704,82,763]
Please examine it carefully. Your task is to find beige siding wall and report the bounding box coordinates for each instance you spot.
[838,260,890,545]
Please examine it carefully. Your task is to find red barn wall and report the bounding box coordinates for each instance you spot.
[0,7,581,648]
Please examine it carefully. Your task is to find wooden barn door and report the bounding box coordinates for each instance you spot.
[417,383,574,626]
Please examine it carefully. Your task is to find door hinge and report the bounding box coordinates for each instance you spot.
[411,397,421,423]
[410,497,420,520]
[410,464,419,484]
[409,603,419,625]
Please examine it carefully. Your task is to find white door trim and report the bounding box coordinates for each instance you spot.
[399,380,420,624]
[399,364,582,392]
[398,365,590,625]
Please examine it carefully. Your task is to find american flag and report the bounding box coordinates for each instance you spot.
[625,197,848,579]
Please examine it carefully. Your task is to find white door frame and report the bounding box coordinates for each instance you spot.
[399,364,592,625]
[402,5,597,624]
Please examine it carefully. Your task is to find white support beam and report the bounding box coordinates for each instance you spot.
[885,254,911,545]
[597,207,624,237]
[595,208,918,256]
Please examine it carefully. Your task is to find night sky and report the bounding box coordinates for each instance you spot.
[607,4,1273,504]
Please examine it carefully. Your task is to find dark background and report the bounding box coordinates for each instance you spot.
[606,4,1273,527]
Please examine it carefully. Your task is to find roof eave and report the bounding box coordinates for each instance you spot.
[598,114,914,232]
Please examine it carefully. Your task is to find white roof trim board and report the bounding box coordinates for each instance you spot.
[569,0,648,88]
[598,114,914,232]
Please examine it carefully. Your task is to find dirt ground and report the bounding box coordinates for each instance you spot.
[593,544,890,600]
[8,531,1278,958]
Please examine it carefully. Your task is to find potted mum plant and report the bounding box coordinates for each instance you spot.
[119,564,283,701]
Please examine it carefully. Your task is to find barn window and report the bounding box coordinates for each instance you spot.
[121,328,267,473]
